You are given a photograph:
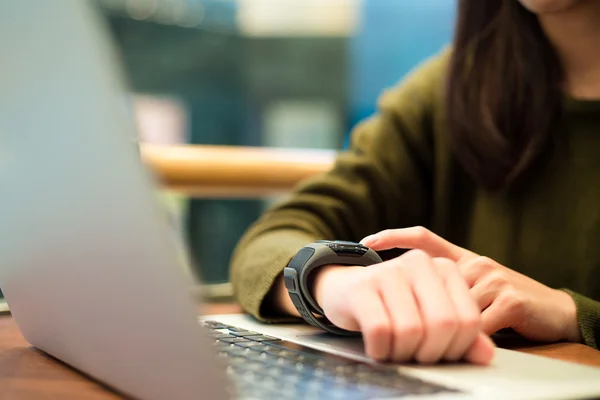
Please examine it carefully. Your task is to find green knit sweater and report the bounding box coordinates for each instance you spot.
[230,51,600,349]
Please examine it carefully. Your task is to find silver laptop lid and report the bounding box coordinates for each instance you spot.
[0,2,226,399]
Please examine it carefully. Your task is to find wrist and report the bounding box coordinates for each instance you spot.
[311,264,349,311]
[555,289,583,343]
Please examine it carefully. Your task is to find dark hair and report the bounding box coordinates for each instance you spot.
[446,0,564,189]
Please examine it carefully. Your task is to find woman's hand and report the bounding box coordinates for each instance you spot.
[361,227,582,343]
[311,250,495,365]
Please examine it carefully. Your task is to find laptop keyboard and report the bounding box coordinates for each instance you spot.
[203,320,461,399]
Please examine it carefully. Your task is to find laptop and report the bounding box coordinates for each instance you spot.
[2,2,600,399]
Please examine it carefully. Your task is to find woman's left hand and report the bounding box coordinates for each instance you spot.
[361,227,582,343]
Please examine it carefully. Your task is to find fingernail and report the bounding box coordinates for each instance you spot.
[361,235,378,246]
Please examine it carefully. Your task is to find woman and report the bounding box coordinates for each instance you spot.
[231,0,600,365]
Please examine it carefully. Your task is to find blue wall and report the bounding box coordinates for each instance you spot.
[349,0,456,129]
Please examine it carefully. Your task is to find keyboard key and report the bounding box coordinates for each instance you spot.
[223,346,248,357]
[227,326,254,333]
[242,362,264,372]
[266,348,298,358]
[244,335,280,342]
[203,321,231,330]
[227,357,248,366]
[219,337,251,344]
[261,366,286,378]
[230,330,260,337]
[211,333,236,339]
[235,342,271,351]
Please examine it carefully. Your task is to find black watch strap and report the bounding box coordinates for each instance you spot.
[283,241,382,336]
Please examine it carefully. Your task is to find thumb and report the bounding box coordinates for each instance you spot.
[361,227,466,261]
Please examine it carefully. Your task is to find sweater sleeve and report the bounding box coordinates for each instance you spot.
[230,53,448,321]
[562,289,600,349]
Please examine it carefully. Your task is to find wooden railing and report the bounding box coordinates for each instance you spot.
[141,144,336,198]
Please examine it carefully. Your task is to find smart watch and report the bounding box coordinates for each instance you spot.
[283,240,382,336]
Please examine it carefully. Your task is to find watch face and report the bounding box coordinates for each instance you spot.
[316,240,368,257]
[315,240,359,246]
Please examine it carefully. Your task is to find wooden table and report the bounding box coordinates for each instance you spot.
[2,304,600,399]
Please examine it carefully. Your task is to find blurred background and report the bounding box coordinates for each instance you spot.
[99,0,456,290]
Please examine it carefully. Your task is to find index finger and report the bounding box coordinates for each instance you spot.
[361,227,470,261]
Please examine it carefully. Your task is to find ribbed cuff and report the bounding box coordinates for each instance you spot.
[560,289,600,350]
[230,230,316,322]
